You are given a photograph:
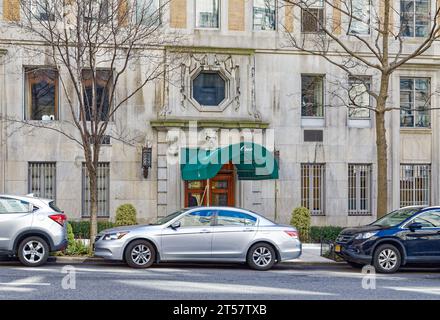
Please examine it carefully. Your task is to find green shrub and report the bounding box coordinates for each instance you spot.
[115,204,137,226]
[65,223,89,255]
[290,207,311,242]
[310,226,344,243]
[69,221,116,239]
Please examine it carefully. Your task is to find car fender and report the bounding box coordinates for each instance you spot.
[371,237,408,265]
[121,236,162,262]
[245,237,282,260]
[12,229,56,252]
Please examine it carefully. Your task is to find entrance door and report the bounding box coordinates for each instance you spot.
[185,163,235,207]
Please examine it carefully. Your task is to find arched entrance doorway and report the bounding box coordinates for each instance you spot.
[184,163,235,207]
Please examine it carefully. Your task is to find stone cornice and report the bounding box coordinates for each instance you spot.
[150,119,269,129]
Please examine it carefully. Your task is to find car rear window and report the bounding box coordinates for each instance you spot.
[49,201,63,213]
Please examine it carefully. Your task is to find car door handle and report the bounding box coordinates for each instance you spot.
[200,229,211,233]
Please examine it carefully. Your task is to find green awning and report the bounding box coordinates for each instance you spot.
[180,142,279,181]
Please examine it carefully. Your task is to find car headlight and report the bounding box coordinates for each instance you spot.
[103,231,129,241]
[354,231,377,240]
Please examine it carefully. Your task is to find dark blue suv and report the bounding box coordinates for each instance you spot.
[335,206,440,273]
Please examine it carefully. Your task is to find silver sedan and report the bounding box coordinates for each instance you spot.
[94,207,302,270]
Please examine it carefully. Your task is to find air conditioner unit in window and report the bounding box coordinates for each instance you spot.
[41,115,51,121]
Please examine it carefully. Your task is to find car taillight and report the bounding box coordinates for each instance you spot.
[285,231,299,238]
[49,214,67,226]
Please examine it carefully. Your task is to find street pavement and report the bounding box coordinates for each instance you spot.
[1,260,440,300]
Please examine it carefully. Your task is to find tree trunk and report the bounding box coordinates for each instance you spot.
[375,70,390,219]
[375,109,388,218]
[89,168,98,253]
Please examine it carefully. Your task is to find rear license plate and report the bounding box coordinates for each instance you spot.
[334,244,341,253]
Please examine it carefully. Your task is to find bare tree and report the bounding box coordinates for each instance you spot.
[1,0,182,250]
[282,0,440,217]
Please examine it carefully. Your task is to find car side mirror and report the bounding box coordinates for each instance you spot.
[170,221,181,230]
[408,222,423,231]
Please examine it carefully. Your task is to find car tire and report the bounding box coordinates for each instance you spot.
[347,261,364,269]
[125,240,156,269]
[247,243,276,271]
[17,236,49,267]
[373,244,401,274]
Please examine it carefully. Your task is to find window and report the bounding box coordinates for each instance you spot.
[216,211,257,226]
[348,76,371,119]
[301,164,325,216]
[82,163,110,218]
[253,0,276,30]
[195,0,219,28]
[301,0,324,33]
[400,78,430,128]
[412,210,440,228]
[348,164,372,216]
[0,198,31,214]
[84,0,109,23]
[400,164,431,207]
[301,75,324,117]
[134,0,160,26]
[178,210,214,228]
[400,0,430,37]
[192,71,226,106]
[82,69,113,121]
[28,0,56,21]
[25,67,59,121]
[28,162,56,200]
[348,0,370,35]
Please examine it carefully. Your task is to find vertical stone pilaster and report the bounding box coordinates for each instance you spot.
[170,0,187,29]
[228,0,245,31]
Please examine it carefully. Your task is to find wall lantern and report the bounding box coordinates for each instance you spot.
[142,147,152,178]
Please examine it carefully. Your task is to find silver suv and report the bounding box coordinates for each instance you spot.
[0,195,68,266]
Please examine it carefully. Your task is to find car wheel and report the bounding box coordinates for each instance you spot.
[125,240,156,269]
[17,236,49,267]
[247,243,276,271]
[373,244,401,274]
[347,261,364,269]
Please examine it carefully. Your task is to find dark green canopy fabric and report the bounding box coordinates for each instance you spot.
[180,142,279,181]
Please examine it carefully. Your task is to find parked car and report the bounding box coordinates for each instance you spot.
[0,195,68,266]
[94,207,302,270]
[335,206,440,273]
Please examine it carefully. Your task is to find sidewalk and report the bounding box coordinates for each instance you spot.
[288,243,340,265]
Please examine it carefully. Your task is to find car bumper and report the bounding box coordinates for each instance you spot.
[336,244,372,265]
[53,239,68,252]
[94,240,125,260]
[279,241,302,261]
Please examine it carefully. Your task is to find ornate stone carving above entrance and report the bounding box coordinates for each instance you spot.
[180,53,241,112]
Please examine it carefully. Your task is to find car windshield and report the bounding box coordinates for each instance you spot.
[153,210,186,225]
[372,207,421,227]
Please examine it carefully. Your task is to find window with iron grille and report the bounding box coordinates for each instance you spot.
[400,164,431,207]
[301,164,325,216]
[301,0,324,33]
[82,163,110,218]
[28,162,56,200]
[348,164,372,216]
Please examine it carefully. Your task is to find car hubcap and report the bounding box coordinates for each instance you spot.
[252,247,272,267]
[131,244,151,266]
[23,241,45,264]
[378,249,398,270]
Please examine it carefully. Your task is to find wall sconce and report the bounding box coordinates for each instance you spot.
[142,147,152,179]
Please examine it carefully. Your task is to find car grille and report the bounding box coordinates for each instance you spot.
[336,234,353,243]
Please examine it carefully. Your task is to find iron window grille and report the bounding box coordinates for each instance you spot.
[301,163,325,216]
[348,164,372,216]
[400,164,431,207]
[28,162,56,200]
[82,162,110,218]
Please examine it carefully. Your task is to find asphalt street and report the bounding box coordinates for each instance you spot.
[1,261,440,300]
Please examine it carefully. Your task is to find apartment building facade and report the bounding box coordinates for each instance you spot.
[0,0,438,227]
